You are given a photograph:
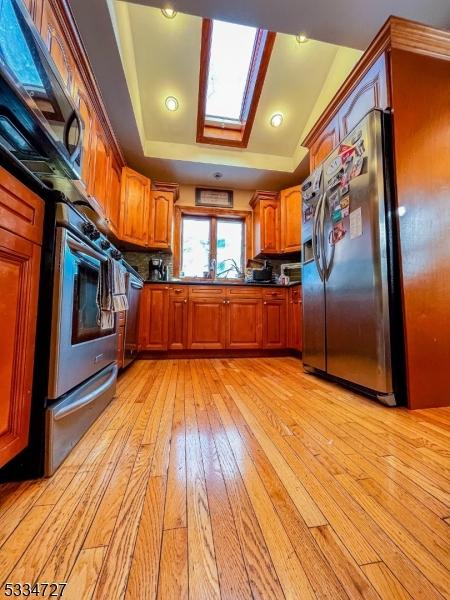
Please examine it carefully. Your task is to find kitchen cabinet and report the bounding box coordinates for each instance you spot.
[148,183,179,250]
[89,120,110,211]
[263,289,287,349]
[338,54,388,139]
[250,191,280,256]
[168,288,188,350]
[309,115,340,170]
[106,156,122,236]
[0,168,44,468]
[226,297,263,349]
[139,285,169,350]
[24,0,43,29]
[116,311,126,369]
[280,185,301,253]
[188,296,227,349]
[287,285,302,351]
[119,167,151,247]
[74,77,94,191]
[40,0,76,96]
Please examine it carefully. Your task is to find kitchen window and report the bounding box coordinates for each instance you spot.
[197,19,276,148]
[174,207,251,279]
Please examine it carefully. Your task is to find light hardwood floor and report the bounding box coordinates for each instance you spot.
[0,357,449,599]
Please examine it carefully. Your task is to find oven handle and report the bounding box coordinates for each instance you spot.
[66,234,107,263]
[52,365,117,421]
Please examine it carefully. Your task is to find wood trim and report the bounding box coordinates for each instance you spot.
[139,349,295,359]
[196,19,276,148]
[49,0,125,166]
[302,16,450,150]
[152,181,180,202]
[173,205,252,277]
[249,190,279,209]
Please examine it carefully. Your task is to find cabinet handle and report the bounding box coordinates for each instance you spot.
[175,289,182,293]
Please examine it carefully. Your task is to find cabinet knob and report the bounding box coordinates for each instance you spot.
[175,289,182,293]
[264,301,267,305]
[184,299,187,303]
[165,286,169,290]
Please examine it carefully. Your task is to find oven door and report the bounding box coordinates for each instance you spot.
[48,227,116,399]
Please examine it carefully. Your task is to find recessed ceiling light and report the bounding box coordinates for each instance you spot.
[165,96,179,111]
[270,113,283,128]
[161,7,177,19]
[213,172,223,179]
[296,33,308,44]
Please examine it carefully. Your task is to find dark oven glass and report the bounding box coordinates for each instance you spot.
[72,261,114,344]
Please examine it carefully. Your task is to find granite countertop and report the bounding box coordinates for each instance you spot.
[143,279,301,287]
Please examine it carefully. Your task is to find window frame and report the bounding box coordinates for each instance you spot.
[197,19,276,148]
[173,205,252,280]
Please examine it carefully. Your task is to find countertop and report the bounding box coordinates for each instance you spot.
[143,279,301,288]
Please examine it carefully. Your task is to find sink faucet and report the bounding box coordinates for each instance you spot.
[209,258,217,280]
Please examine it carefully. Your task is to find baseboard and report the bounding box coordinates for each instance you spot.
[138,349,302,360]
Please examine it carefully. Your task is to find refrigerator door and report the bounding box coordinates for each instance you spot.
[322,110,393,397]
[301,167,326,371]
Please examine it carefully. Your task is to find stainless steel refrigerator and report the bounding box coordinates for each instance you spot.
[301,110,403,406]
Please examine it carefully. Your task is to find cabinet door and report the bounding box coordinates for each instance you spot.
[0,228,41,468]
[139,286,169,350]
[120,167,151,247]
[226,298,262,349]
[168,295,188,350]
[338,53,388,139]
[40,1,75,95]
[263,299,286,349]
[288,287,302,351]
[23,0,43,28]
[261,199,279,253]
[188,297,226,349]
[74,77,94,192]
[149,191,173,249]
[280,186,301,253]
[309,115,339,170]
[89,121,110,211]
[106,157,122,236]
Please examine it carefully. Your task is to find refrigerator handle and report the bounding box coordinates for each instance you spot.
[313,193,325,281]
[322,193,336,281]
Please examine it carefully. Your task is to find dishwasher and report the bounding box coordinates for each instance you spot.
[123,271,143,368]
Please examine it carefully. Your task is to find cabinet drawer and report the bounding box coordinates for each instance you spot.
[169,286,188,298]
[262,288,287,300]
[227,286,263,298]
[189,285,225,297]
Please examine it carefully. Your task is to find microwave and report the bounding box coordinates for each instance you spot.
[0,0,83,189]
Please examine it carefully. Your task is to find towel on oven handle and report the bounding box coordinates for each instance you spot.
[97,259,129,329]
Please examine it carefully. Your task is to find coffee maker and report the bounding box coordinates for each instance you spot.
[149,258,164,281]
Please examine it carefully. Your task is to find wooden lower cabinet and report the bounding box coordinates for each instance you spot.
[227,298,263,349]
[188,297,227,349]
[288,286,302,351]
[263,299,286,349]
[168,292,188,350]
[0,169,44,468]
[139,284,300,354]
[116,311,126,368]
[139,285,169,350]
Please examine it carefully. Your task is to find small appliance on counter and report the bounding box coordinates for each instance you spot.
[280,262,302,284]
[246,259,273,283]
[149,257,165,281]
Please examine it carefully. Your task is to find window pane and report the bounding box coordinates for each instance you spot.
[181,217,210,278]
[206,20,257,121]
[216,220,244,279]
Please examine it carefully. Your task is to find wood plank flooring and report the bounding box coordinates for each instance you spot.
[0,357,449,599]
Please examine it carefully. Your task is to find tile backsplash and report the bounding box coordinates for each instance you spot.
[123,251,173,280]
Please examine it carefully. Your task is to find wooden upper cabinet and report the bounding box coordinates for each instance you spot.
[149,183,179,250]
[74,77,94,191]
[106,157,122,236]
[139,285,169,351]
[280,185,301,253]
[89,121,110,211]
[23,0,43,28]
[40,0,75,96]
[0,169,44,468]
[119,167,151,247]
[309,115,340,170]
[250,191,280,256]
[338,53,389,139]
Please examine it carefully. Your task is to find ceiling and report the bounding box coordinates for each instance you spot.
[68,0,449,190]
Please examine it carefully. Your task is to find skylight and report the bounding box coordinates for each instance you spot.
[205,20,258,122]
[197,19,276,148]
